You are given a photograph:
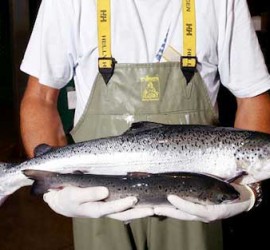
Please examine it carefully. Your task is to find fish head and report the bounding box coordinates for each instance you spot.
[210,182,240,204]
[214,189,240,204]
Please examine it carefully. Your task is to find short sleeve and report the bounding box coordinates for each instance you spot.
[218,0,270,97]
[20,0,75,89]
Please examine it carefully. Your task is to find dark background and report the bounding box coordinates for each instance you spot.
[0,0,270,249]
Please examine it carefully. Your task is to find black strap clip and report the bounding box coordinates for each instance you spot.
[180,56,197,84]
[98,57,116,84]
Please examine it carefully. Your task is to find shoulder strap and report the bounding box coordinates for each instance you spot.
[97,0,116,84]
[97,0,197,84]
[181,0,197,84]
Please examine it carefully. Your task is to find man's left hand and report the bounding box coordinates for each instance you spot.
[154,184,255,223]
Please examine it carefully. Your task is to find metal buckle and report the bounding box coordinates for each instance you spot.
[98,57,116,84]
[180,56,197,69]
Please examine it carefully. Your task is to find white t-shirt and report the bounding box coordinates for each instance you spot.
[20,0,270,124]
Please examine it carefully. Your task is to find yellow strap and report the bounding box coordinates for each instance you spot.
[97,0,196,69]
[182,0,197,68]
[97,0,113,69]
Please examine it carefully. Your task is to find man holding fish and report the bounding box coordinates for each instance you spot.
[18,0,270,249]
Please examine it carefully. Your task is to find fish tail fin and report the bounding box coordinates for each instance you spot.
[22,169,57,195]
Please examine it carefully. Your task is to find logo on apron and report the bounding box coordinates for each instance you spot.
[141,75,160,101]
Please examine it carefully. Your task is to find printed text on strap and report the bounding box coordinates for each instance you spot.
[97,0,115,84]
[181,0,197,83]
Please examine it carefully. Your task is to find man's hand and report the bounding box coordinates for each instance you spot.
[154,184,255,223]
[43,186,154,221]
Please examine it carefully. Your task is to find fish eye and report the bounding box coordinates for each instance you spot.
[216,194,227,203]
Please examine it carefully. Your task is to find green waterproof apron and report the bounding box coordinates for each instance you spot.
[70,0,223,249]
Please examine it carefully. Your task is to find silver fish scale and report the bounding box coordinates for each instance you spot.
[235,133,270,163]
[2,124,270,199]
[27,171,239,205]
[20,125,255,176]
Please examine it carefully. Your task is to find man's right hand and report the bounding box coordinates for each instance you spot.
[43,186,154,221]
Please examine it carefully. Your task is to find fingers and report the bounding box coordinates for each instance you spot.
[167,194,252,221]
[154,205,203,222]
[44,186,109,204]
[78,197,138,218]
[43,186,253,221]
[168,195,219,221]
[43,187,138,218]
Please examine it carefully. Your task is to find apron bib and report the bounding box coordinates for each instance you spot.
[71,0,222,249]
[71,62,218,141]
[70,63,222,250]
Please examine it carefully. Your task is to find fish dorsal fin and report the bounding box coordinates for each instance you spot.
[73,170,85,175]
[124,122,164,134]
[34,144,53,157]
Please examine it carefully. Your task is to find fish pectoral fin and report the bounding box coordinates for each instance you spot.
[34,144,53,157]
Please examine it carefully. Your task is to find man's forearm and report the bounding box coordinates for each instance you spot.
[234,92,270,206]
[20,76,67,158]
[234,92,270,134]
